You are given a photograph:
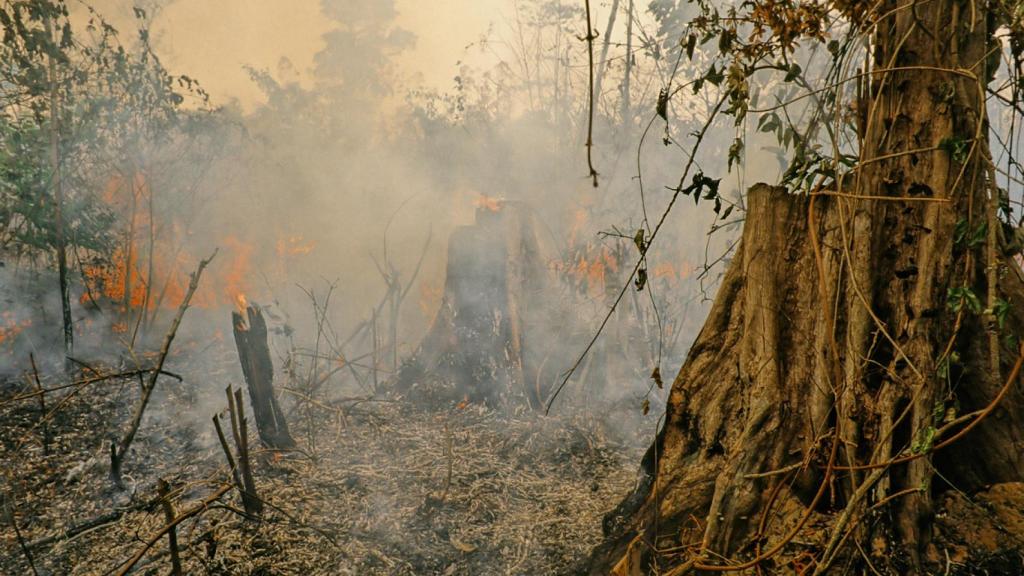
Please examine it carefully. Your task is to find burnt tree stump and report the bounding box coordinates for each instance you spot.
[232,305,295,449]
[397,201,565,409]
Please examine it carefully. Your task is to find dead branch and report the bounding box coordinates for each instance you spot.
[4,493,40,576]
[0,367,183,408]
[28,354,49,455]
[225,386,262,516]
[110,250,216,487]
[212,412,246,507]
[583,0,599,187]
[25,497,153,550]
[156,479,182,576]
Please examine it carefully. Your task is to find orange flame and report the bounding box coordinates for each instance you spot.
[277,235,316,257]
[219,236,254,305]
[473,194,503,212]
[84,169,319,315]
[419,279,444,319]
[0,313,31,347]
[557,244,621,299]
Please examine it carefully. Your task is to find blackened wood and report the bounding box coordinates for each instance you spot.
[232,305,295,449]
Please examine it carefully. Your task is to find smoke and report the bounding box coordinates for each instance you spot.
[0,0,787,445]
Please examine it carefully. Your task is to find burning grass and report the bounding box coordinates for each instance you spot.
[0,345,640,575]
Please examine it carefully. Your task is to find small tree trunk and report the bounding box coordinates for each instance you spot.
[621,0,633,120]
[232,305,295,450]
[593,0,620,108]
[44,15,72,366]
[110,254,214,487]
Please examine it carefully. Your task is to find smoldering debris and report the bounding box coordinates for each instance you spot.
[0,344,640,575]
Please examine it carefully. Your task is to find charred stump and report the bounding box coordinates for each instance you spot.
[396,201,562,410]
[232,305,295,450]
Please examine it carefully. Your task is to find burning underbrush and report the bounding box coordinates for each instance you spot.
[0,340,642,575]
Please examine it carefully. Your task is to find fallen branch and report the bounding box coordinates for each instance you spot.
[0,367,183,407]
[26,499,152,550]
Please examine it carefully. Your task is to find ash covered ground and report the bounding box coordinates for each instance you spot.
[0,339,644,575]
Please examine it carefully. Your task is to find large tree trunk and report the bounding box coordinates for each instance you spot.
[590,3,1024,574]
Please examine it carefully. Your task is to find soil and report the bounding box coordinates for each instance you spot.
[0,342,643,575]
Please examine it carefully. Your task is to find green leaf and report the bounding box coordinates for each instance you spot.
[705,64,724,87]
[954,218,969,245]
[911,426,936,454]
[718,29,733,54]
[994,298,1011,330]
[947,286,983,314]
[758,112,778,133]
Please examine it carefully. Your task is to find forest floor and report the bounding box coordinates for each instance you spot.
[0,341,643,576]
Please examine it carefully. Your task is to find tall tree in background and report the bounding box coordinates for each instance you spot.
[43,7,71,360]
[589,1,1024,574]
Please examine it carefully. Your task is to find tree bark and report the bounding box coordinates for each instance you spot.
[590,3,1024,573]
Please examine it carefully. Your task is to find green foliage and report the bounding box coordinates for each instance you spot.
[910,426,936,455]
[991,298,1011,330]
[939,136,970,164]
[0,0,205,266]
[953,218,988,248]
[947,286,983,315]
[936,350,960,381]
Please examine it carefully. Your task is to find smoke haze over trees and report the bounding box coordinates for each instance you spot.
[5,0,1024,574]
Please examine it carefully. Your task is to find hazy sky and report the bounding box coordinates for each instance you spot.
[96,0,505,109]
